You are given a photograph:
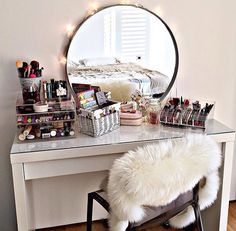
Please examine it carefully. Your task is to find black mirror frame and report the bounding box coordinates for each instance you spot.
[64,4,179,101]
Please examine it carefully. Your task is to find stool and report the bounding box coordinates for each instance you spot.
[87,182,204,231]
[86,135,221,231]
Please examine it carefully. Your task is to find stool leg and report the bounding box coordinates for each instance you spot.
[192,203,204,231]
[126,223,135,231]
[183,223,195,231]
[87,193,94,231]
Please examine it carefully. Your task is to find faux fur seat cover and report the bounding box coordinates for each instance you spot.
[107,134,221,231]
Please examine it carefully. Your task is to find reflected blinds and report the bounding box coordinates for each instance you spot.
[103,8,149,62]
[104,10,116,57]
[120,8,149,62]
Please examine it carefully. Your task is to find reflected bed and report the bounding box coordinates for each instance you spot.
[67,62,170,95]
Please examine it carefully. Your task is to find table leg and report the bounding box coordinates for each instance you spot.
[219,141,234,231]
[12,163,31,231]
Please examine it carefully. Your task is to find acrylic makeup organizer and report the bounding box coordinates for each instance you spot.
[160,97,215,130]
[16,95,77,142]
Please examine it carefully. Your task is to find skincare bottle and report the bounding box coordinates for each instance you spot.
[51,79,56,98]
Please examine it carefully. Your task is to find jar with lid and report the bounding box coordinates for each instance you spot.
[147,98,161,124]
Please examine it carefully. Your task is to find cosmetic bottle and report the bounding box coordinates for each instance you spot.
[51,79,56,98]
[64,128,70,136]
[46,83,52,100]
[35,128,41,138]
[27,86,35,104]
[70,111,75,120]
[63,122,69,136]
[43,81,47,101]
[147,99,161,124]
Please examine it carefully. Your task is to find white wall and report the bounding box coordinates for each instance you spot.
[0,0,236,229]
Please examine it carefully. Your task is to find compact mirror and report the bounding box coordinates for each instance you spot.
[66,4,178,102]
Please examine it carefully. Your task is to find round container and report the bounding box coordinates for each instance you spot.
[147,98,161,124]
[33,102,48,113]
[69,129,75,136]
[26,134,35,140]
[50,130,57,137]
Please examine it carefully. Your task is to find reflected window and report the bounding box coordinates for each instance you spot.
[103,8,149,66]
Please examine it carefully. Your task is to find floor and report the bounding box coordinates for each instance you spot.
[39,202,236,231]
[227,202,236,231]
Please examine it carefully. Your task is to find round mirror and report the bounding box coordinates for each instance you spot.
[66,4,178,102]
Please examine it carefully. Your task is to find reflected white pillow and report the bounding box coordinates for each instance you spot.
[81,57,119,66]
[94,80,138,102]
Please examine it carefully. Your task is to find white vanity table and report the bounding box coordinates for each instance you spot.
[10,119,235,231]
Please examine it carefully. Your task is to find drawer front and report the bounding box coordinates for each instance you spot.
[24,153,122,180]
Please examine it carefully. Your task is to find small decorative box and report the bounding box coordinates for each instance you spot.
[120,111,142,126]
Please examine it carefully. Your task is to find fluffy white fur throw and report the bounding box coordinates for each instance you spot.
[107,134,221,231]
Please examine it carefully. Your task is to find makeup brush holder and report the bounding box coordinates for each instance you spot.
[19,76,42,104]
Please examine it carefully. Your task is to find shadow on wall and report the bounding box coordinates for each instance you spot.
[230,88,236,200]
[0,58,19,230]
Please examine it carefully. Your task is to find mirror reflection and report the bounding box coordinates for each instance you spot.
[67,5,178,102]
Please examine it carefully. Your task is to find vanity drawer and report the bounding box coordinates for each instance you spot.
[24,153,122,180]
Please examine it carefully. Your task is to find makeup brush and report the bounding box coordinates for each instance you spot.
[16,60,24,77]
[29,69,36,78]
[27,65,31,78]
[16,60,23,68]
[23,68,28,78]
[22,62,28,78]
[30,60,39,70]
[23,62,28,68]
[38,67,44,77]
[16,67,24,78]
